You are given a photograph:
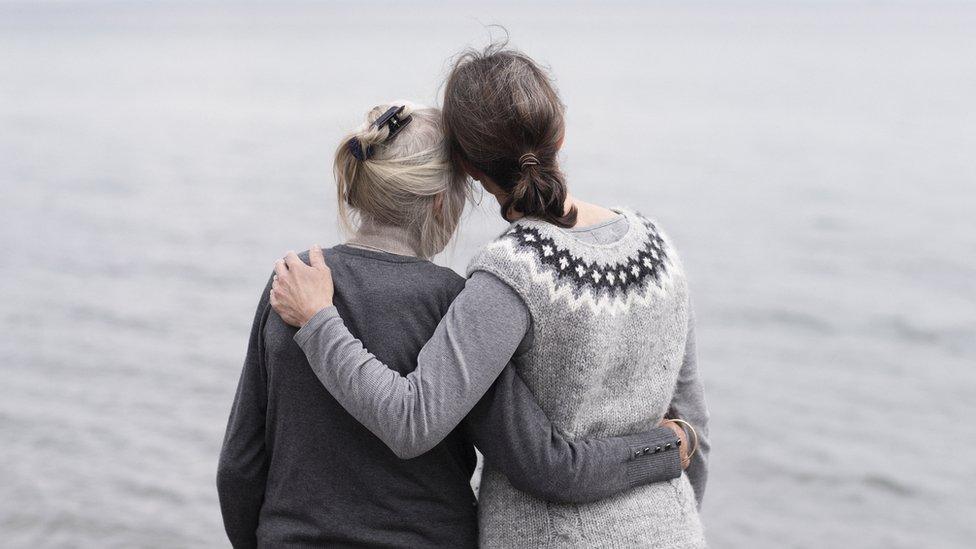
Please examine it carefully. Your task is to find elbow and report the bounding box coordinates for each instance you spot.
[215,470,233,504]
[516,480,581,504]
[216,455,258,495]
[487,451,591,503]
[216,461,239,494]
[390,440,435,460]
[216,458,231,484]
[392,446,425,460]
[382,424,442,460]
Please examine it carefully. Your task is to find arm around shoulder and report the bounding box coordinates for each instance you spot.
[293,271,530,459]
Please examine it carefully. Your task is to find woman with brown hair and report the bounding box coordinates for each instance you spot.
[271,46,709,548]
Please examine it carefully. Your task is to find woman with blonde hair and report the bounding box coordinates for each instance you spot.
[218,100,692,548]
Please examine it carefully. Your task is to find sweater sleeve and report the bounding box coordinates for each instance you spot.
[465,361,683,504]
[217,277,272,549]
[667,303,711,508]
[294,271,526,459]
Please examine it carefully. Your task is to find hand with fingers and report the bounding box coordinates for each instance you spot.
[270,245,335,327]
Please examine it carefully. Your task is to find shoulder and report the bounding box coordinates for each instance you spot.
[615,208,688,283]
[465,222,542,291]
[629,211,686,273]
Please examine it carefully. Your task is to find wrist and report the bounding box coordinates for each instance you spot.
[663,420,685,442]
[623,427,684,487]
[667,418,698,469]
[301,303,332,327]
[293,306,341,348]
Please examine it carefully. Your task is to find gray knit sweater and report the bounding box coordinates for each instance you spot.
[470,209,706,548]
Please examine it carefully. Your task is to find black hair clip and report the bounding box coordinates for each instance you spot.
[348,137,369,161]
[373,105,412,140]
[348,105,412,162]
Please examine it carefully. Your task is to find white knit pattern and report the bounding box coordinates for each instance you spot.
[469,209,706,548]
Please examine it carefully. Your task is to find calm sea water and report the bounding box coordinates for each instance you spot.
[1,2,974,547]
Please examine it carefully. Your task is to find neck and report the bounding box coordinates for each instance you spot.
[346,218,421,257]
[565,194,619,228]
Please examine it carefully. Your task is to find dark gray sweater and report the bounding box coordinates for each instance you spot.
[217,245,682,548]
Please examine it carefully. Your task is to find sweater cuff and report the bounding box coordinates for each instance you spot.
[622,426,683,488]
[294,306,340,347]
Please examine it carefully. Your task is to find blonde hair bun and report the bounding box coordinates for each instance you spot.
[333,101,469,258]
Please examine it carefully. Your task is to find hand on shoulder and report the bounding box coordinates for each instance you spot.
[270,245,334,327]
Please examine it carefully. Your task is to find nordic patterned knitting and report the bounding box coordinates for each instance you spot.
[468,209,706,548]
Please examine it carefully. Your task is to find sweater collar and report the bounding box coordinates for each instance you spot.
[346,218,421,258]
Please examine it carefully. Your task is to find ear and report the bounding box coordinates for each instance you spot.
[556,132,565,151]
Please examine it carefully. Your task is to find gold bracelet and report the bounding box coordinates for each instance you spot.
[668,418,699,462]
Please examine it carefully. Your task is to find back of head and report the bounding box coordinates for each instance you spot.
[334,101,468,258]
[442,44,577,228]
